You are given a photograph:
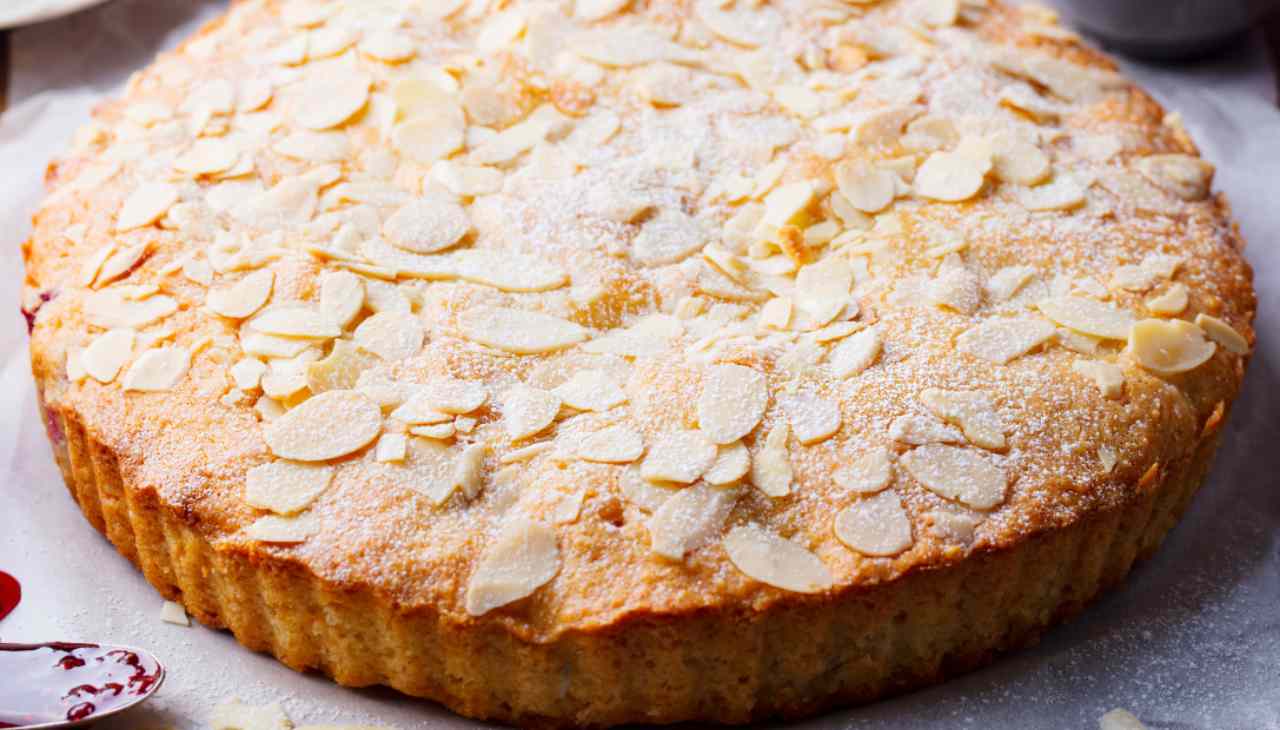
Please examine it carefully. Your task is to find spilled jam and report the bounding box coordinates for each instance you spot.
[0,642,162,727]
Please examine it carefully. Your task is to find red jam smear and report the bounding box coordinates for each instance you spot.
[0,642,162,727]
[0,572,18,622]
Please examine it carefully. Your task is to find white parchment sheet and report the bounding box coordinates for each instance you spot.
[1,2,1277,728]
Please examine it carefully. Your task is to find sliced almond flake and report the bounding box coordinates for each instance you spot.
[835,491,913,557]
[85,291,177,330]
[703,440,750,486]
[160,600,189,627]
[210,699,293,730]
[835,160,896,214]
[295,73,371,130]
[424,378,489,414]
[390,391,453,426]
[454,416,478,434]
[230,357,268,391]
[647,483,737,560]
[762,181,814,228]
[261,368,307,399]
[697,363,768,444]
[915,151,986,202]
[501,441,554,464]
[116,182,179,231]
[758,297,793,331]
[834,447,894,494]
[641,430,718,484]
[273,130,350,162]
[575,0,630,21]
[241,332,311,359]
[470,117,552,165]
[242,512,318,544]
[750,423,792,497]
[392,114,464,165]
[465,517,559,616]
[901,444,1008,510]
[852,105,923,147]
[1071,359,1124,399]
[451,443,487,499]
[476,8,527,52]
[582,314,683,357]
[919,388,1008,451]
[916,0,959,26]
[207,270,274,320]
[889,414,964,445]
[1195,314,1249,355]
[1037,296,1134,340]
[927,265,982,314]
[577,425,645,463]
[986,265,1036,302]
[244,461,334,515]
[83,329,135,383]
[430,160,505,196]
[122,346,190,392]
[174,138,239,175]
[552,369,626,412]
[1016,174,1087,211]
[631,209,708,267]
[695,0,779,47]
[306,340,374,393]
[319,271,364,328]
[1135,154,1214,201]
[829,326,881,378]
[955,317,1056,364]
[359,30,416,62]
[723,524,834,594]
[410,422,456,440]
[251,306,340,340]
[794,257,852,328]
[990,134,1050,185]
[66,347,87,382]
[79,245,116,287]
[449,250,570,293]
[383,199,472,254]
[1128,319,1216,375]
[181,257,213,287]
[575,27,683,67]
[500,386,562,442]
[375,433,407,463]
[458,306,588,355]
[238,78,273,112]
[263,389,382,461]
[1110,264,1157,292]
[94,243,149,288]
[353,311,424,361]
[254,395,285,422]
[780,393,841,446]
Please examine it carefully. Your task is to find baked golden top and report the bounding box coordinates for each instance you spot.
[24,0,1254,637]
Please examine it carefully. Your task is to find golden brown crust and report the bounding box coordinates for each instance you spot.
[22,0,1256,725]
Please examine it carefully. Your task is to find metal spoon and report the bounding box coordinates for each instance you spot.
[0,642,165,729]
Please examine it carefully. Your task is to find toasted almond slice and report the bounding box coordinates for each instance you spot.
[986,265,1037,302]
[66,347,87,382]
[1016,174,1086,211]
[794,257,852,328]
[990,134,1051,185]
[916,0,959,26]
[353,311,424,360]
[889,414,964,445]
[829,326,881,378]
[927,265,982,314]
[1195,314,1249,355]
[79,244,116,287]
[834,447,894,494]
[465,517,559,616]
[83,329,135,383]
[631,209,708,267]
[445,249,570,293]
[384,199,472,254]
[900,444,1008,510]
[762,181,815,228]
[915,151,986,202]
[121,346,190,392]
[750,423,792,497]
[375,433,408,462]
[552,369,626,412]
[207,269,275,320]
[500,386,562,441]
[116,182,179,231]
[85,291,178,330]
[263,389,382,461]
[1145,283,1189,316]
[834,491,913,557]
[1071,359,1124,398]
[261,371,308,400]
[501,441,553,464]
[306,340,374,393]
[390,391,454,425]
[251,306,341,339]
[582,314,683,357]
[319,270,365,328]
[618,465,678,511]
[174,138,239,175]
[647,483,737,560]
[723,524,834,594]
[919,388,1007,450]
[359,29,416,62]
[758,297,793,331]
[697,363,768,444]
[575,0,630,21]
[242,512,318,543]
[1037,296,1134,340]
[780,393,841,445]
[458,306,588,355]
[94,243,149,288]
[244,461,334,515]
[955,317,1056,364]
[392,114,464,165]
[835,160,896,213]
[274,130,352,163]
[1127,318,1216,375]
[1135,154,1214,201]
[641,430,718,484]
[295,73,371,130]
[703,441,750,486]
[424,378,489,414]
[578,425,645,463]
[452,443,487,499]
[410,422,456,440]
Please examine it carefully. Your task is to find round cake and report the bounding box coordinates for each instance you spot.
[23,0,1255,726]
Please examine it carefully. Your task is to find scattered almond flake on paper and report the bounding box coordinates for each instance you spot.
[697,363,768,444]
[465,517,559,616]
[834,491,913,557]
[900,444,1008,510]
[159,600,190,627]
[263,390,382,461]
[244,461,334,515]
[640,430,718,484]
[647,483,737,560]
[1127,319,1216,375]
[723,524,833,594]
[834,447,895,494]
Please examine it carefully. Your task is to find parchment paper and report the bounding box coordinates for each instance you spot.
[1,2,1277,728]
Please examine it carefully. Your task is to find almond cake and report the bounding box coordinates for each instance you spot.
[21,0,1255,726]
